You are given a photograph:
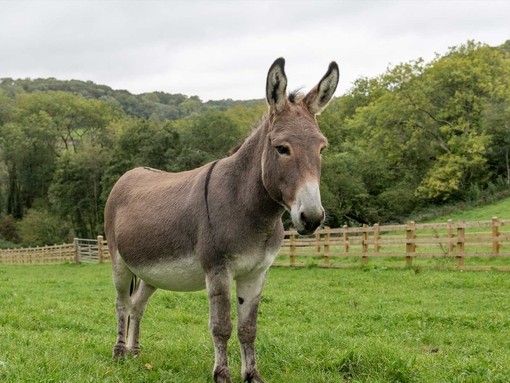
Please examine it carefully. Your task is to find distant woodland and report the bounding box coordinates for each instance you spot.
[1,40,509,246]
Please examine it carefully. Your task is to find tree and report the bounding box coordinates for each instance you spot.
[318,41,510,223]
[320,151,370,226]
[16,208,71,246]
[0,91,120,221]
[1,118,58,216]
[405,42,507,199]
[175,110,244,170]
[50,145,109,238]
[101,118,183,199]
[12,91,120,152]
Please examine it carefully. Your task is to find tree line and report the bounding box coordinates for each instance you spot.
[1,40,509,247]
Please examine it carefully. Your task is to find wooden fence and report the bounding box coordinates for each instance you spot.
[74,236,110,263]
[0,243,75,264]
[0,236,110,265]
[1,219,509,270]
[276,218,510,271]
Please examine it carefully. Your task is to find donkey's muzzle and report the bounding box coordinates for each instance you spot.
[291,181,325,235]
[297,209,324,235]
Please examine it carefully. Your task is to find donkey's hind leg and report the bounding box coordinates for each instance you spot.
[126,280,156,355]
[112,255,134,359]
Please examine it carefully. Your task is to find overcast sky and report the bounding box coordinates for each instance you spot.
[1,0,509,101]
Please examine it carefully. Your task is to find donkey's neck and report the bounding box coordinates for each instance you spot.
[220,118,284,227]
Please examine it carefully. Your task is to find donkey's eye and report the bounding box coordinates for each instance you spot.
[275,145,291,156]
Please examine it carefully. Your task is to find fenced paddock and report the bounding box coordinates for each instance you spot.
[0,243,75,265]
[0,237,109,265]
[1,218,509,269]
[276,218,510,270]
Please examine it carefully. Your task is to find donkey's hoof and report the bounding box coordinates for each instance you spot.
[213,366,232,383]
[127,346,141,357]
[112,345,126,359]
[243,369,265,383]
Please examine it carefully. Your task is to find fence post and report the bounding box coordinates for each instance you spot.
[447,219,454,256]
[492,217,500,256]
[343,225,349,255]
[456,221,465,268]
[323,226,331,267]
[362,224,369,266]
[73,238,80,264]
[406,221,416,267]
[315,231,321,256]
[373,223,380,255]
[97,235,104,263]
[289,231,296,267]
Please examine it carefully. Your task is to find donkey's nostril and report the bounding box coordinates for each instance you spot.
[300,211,317,231]
[299,208,324,233]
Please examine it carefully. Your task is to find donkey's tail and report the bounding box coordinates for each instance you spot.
[126,275,139,346]
[129,275,139,296]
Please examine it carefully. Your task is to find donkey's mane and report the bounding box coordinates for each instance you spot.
[288,89,304,103]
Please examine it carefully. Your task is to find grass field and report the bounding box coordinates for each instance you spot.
[1,264,509,382]
[415,196,510,223]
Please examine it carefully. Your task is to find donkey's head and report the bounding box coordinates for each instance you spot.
[262,58,339,235]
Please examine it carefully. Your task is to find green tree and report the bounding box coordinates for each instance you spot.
[0,90,14,125]
[320,151,370,226]
[16,208,71,246]
[319,41,510,223]
[1,118,58,216]
[175,110,244,170]
[396,42,509,200]
[50,145,109,238]
[12,91,120,152]
[0,91,120,221]
[101,118,183,200]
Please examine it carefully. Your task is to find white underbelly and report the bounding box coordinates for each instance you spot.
[127,250,279,291]
[131,255,206,292]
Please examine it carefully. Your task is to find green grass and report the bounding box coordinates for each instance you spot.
[414,196,510,223]
[1,264,510,382]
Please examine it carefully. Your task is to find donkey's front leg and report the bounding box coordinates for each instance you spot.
[236,272,267,383]
[206,269,233,383]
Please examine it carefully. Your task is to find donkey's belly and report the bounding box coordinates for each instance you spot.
[131,255,206,292]
[125,248,279,292]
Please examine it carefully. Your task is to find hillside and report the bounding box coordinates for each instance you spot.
[0,77,263,120]
[414,196,510,223]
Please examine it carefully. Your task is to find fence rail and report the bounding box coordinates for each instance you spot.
[276,218,510,270]
[74,236,110,263]
[1,218,509,270]
[0,243,75,265]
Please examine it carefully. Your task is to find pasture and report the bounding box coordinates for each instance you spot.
[0,264,509,382]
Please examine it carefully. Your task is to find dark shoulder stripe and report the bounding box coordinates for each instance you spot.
[204,160,219,222]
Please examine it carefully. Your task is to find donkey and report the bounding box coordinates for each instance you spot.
[104,57,339,383]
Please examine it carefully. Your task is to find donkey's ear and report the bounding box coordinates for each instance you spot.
[266,57,288,113]
[303,61,339,115]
